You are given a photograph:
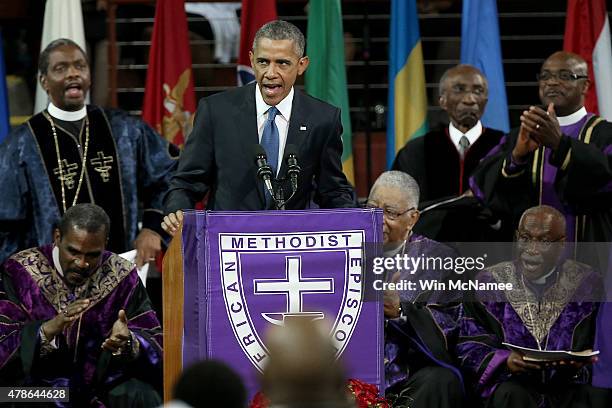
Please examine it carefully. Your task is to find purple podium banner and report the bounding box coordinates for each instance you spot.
[181,209,384,399]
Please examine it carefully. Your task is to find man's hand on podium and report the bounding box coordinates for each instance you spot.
[162,210,184,237]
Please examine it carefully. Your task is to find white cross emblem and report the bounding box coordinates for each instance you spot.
[253,256,334,325]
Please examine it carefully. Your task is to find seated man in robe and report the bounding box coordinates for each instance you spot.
[0,204,162,407]
[367,171,464,408]
[457,205,609,408]
[469,52,612,390]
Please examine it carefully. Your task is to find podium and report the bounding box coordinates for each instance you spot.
[162,209,384,400]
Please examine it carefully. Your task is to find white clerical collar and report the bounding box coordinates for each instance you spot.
[449,120,483,149]
[557,106,587,127]
[532,267,556,285]
[52,245,65,277]
[255,84,293,122]
[47,102,87,121]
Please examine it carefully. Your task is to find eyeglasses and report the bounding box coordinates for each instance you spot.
[516,233,565,250]
[536,70,588,82]
[364,203,415,220]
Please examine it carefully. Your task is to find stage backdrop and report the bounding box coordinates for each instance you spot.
[180,209,384,398]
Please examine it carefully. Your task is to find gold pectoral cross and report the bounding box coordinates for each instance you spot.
[53,160,79,189]
[90,151,114,182]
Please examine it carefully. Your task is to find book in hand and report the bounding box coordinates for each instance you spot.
[502,342,600,362]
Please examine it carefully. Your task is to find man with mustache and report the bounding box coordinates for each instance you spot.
[0,204,162,406]
[457,205,609,408]
[0,39,177,267]
[392,65,506,242]
[471,51,612,244]
[472,51,612,396]
[162,20,354,236]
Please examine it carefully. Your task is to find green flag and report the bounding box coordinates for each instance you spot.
[305,0,354,183]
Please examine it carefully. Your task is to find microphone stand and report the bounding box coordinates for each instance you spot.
[255,146,300,210]
[274,183,285,210]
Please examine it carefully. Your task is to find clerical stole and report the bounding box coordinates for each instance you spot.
[27,106,127,253]
[524,114,600,242]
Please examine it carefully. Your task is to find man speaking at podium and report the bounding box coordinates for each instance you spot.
[163,20,354,234]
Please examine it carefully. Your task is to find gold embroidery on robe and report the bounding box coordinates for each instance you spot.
[90,151,114,182]
[490,261,585,344]
[53,159,79,189]
[13,248,133,313]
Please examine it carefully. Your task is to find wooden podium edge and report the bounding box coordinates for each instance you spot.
[162,226,184,402]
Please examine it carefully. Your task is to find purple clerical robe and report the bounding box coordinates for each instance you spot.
[385,235,463,392]
[0,245,162,407]
[457,260,600,402]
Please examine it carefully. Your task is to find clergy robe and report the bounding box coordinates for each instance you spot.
[0,106,178,263]
[470,115,612,390]
[470,114,612,243]
[457,260,602,407]
[392,128,507,242]
[385,235,464,407]
[0,245,163,407]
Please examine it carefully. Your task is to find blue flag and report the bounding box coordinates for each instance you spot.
[387,0,428,168]
[460,0,510,133]
[0,30,9,143]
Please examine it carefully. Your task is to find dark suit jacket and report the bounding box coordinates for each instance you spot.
[164,83,355,213]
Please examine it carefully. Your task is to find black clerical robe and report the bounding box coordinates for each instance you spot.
[0,106,178,262]
[392,127,506,242]
[470,115,612,243]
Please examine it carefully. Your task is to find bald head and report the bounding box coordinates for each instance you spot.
[439,64,489,132]
[544,51,588,75]
[517,205,566,281]
[262,319,349,407]
[538,51,590,116]
[519,205,566,234]
[439,64,487,96]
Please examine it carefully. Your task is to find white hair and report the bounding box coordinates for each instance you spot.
[369,171,420,209]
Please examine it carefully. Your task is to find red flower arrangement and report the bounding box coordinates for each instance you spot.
[249,391,270,408]
[248,379,390,408]
[347,379,390,408]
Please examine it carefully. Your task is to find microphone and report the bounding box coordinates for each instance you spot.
[253,144,275,201]
[284,144,301,194]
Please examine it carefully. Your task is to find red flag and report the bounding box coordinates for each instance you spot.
[564,0,612,120]
[237,0,277,85]
[143,0,196,147]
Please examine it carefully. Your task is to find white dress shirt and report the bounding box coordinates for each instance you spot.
[448,120,483,154]
[255,84,293,175]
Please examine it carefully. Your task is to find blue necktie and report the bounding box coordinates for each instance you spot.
[261,107,279,174]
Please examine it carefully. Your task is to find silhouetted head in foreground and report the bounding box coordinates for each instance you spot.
[173,360,247,408]
[262,318,353,408]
